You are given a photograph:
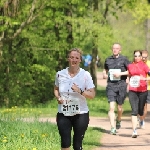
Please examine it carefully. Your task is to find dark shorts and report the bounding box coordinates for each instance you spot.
[56,112,89,149]
[129,91,147,116]
[146,90,150,104]
[106,81,127,105]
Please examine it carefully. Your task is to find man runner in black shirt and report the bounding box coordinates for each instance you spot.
[103,43,130,135]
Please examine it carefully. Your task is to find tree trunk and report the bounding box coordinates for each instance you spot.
[65,3,73,48]
[146,19,150,53]
[90,0,98,90]
[90,46,98,89]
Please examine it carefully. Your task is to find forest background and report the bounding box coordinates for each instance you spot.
[0,0,150,107]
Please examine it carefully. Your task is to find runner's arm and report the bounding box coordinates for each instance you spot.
[54,85,63,104]
[81,88,95,99]
[103,69,108,79]
[113,70,129,78]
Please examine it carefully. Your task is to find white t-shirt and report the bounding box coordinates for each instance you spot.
[55,67,95,114]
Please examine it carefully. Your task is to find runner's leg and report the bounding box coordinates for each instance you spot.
[72,113,89,150]
[117,104,123,121]
[116,81,127,128]
[142,90,150,128]
[143,103,147,120]
[131,115,138,138]
[129,91,139,137]
[143,90,150,120]
[108,101,116,128]
[116,104,123,129]
[57,113,72,150]
[131,115,137,131]
[138,91,147,128]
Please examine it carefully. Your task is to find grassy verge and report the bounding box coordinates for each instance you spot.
[88,86,131,117]
[0,119,102,150]
[0,120,60,150]
[0,86,131,118]
[83,127,102,150]
[0,86,131,150]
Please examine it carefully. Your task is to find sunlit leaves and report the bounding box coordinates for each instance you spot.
[132,0,150,23]
[125,0,150,23]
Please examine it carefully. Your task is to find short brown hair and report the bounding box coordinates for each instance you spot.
[67,48,83,60]
[112,43,121,49]
[142,50,148,55]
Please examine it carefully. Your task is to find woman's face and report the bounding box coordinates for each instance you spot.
[134,51,141,63]
[68,51,81,67]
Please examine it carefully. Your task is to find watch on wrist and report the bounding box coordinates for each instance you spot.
[80,88,84,95]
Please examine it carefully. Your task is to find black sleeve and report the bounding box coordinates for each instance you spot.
[104,59,108,70]
[124,57,131,70]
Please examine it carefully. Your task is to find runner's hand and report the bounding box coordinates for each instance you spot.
[71,83,80,93]
[57,97,63,104]
[140,75,146,80]
[113,72,121,78]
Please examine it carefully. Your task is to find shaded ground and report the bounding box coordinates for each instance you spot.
[92,115,150,150]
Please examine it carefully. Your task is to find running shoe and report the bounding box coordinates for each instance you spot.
[110,127,116,135]
[116,119,121,129]
[140,120,145,129]
[132,129,137,138]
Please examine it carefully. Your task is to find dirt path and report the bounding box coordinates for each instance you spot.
[94,72,150,150]
[97,72,107,87]
[44,72,150,150]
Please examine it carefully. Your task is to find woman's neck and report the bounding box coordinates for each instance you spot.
[134,60,142,64]
[68,67,80,77]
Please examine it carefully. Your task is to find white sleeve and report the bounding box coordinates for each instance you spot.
[84,71,95,90]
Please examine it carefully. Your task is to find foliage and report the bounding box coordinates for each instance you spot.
[0,0,149,107]
[0,0,63,106]
[107,11,146,61]
[0,86,132,118]
[125,0,150,23]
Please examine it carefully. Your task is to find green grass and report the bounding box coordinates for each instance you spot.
[0,86,131,150]
[0,119,102,150]
[88,86,131,117]
[0,101,58,119]
[0,86,131,118]
[83,127,102,150]
[0,120,60,150]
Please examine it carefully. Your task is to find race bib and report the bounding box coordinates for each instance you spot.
[61,99,80,116]
[129,76,140,87]
[109,69,121,81]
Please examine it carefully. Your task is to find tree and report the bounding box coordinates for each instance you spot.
[147,0,150,51]
[125,0,150,53]
[0,0,57,106]
[0,0,146,107]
